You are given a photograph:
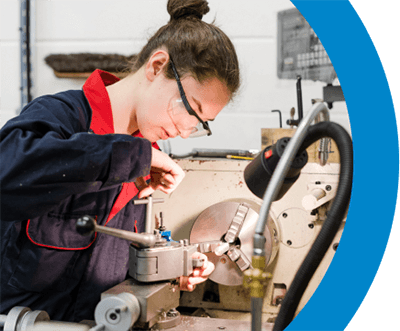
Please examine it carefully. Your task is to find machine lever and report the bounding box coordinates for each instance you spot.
[76,215,157,248]
[286,76,304,127]
[272,110,282,128]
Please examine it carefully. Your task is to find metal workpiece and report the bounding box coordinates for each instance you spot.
[129,241,200,282]
[101,279,180,330]
[76,215,158,248]
[94,292,140,331]
[190,201,279,286]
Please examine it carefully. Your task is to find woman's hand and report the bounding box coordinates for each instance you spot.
[179,252,215,291]
[135,148,185,198]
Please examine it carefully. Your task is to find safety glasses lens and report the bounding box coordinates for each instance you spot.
[188,122,209,138]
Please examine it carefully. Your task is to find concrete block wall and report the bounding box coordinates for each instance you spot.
[1,0,350,154]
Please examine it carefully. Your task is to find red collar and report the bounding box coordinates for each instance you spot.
[82,69,159,148]
[82,70,158,225]
[83,69,119,135]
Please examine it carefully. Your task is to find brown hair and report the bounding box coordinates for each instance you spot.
[131,0,240,100]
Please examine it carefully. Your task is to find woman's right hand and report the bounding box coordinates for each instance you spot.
[135,148,185,198]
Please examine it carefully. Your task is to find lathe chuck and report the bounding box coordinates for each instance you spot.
[189,201,278,286]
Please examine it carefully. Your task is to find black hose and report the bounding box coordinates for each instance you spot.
[273,121,353,331]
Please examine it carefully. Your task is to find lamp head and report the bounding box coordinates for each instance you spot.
[244,137,308,201]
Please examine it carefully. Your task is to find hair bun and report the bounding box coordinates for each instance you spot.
[168,0,210,21]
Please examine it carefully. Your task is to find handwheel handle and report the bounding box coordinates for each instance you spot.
[76,215,96,236]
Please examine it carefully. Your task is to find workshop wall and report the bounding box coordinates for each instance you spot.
[1,0,20,125]
[1,0,350,154]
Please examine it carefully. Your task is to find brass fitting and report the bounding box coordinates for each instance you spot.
[243,256,272,298]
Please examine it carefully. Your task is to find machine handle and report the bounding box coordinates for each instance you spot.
[76,215,96,236]
[76,216,157,248]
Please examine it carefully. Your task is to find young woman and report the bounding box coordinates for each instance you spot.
[0,0,240,322]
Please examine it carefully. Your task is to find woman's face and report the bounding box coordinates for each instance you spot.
[136,72,230,143]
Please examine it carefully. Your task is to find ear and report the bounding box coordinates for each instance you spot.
[145,50,170,82]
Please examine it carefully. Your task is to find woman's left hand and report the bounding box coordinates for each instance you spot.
[179,252,215,291]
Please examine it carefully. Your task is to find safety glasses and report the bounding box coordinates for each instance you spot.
[169,58,212,138]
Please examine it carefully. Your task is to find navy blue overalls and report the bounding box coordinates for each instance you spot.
[0,70,159,322]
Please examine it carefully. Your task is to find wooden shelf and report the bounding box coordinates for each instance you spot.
[53,70,129,79]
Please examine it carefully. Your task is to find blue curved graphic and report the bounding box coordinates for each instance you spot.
[288,1,398,330]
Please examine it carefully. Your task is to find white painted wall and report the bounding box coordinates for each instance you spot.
[0,0,350,154]
[1,0,21,124]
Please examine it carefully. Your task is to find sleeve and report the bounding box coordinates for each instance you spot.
[0,94,152,222]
